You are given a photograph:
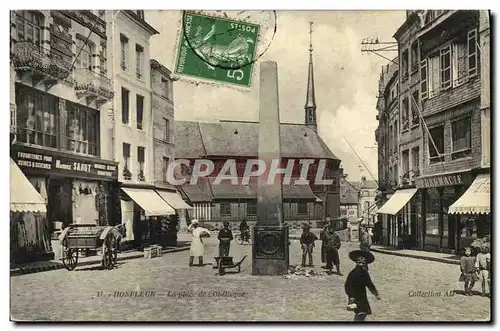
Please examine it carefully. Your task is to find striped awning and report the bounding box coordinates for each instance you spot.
[156,190,193,210]
[448,174,490,214]
[377,188,418,215]
[10,158,46,213]
[121,188,176,216]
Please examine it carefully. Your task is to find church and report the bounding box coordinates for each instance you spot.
[174,25,342,230]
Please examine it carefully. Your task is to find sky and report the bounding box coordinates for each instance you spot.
[146,10,406,182]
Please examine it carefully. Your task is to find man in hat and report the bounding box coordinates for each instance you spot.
[321,225,343,275]
[188,219,210,267]
[217,221,233,257]
[345,250,380,322]
[300,224,318,267]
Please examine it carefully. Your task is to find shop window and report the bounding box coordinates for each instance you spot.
[15,84,57,148]
[410,41,419,73]
[120,34,128,70]
[247,201,257,216]
[16,11,42,46]
[451,116,472,160]
[411,90,420,126]
[425,188,440,236]
[136,94,144,130]
[66,102,100,156]
[137,146,145,181]
[76,36,93,71]
[136,44,144,79]
[123,142,131,179]
[428,125,444,163]
[467,29,478,77]
[298,201,308,215]
[440,45,452,90]
[121,87,129,124]
[220,202,231,216]
[162,157,170,182]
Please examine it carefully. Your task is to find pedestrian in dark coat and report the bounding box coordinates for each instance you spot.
[300,224,318,266]
[217,221,233,257]
[459,247,478,295]
[321,226,343,275]
[345,250,380,322]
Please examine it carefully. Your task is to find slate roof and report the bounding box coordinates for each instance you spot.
[361,180,378,189]
[341,193,358,205]
[180,177,318,202]
[175,120,339,160]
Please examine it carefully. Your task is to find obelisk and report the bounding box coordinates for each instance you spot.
[252,61,289,275]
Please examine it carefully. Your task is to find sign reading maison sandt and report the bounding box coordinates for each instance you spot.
[11,145,118,180]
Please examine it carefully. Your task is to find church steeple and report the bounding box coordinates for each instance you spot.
[305,21,317,132]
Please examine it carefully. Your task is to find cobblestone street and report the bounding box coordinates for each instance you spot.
[11,238,491,322]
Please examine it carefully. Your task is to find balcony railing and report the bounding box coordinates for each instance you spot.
[11,41,72,83]
[73,68,115,104]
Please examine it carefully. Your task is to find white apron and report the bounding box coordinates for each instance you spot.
[189,227,210,257]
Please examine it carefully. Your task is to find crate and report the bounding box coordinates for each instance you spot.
[144,245,162,259]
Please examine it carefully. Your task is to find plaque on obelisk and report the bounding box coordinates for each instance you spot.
[252,61,289,275]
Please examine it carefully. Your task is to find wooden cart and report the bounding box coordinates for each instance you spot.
[58,224,123,271]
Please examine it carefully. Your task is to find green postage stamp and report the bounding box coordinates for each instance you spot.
[175,12,261,88]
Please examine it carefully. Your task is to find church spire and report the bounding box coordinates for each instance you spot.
[305,21,317,132]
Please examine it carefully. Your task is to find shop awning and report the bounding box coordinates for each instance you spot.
[156,190,193,210]
[448,174,490,214]
[377,188,418,215]
[121,188,176,216]
[10,158,46,213]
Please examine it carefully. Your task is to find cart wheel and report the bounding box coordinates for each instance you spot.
[237,235,244,245]
[102,233,117,270]
[62,248,79,271]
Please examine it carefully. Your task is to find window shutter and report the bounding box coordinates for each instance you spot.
[420,59,428,100]
[467,29,478,76]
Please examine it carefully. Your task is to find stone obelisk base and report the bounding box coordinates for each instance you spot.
[252,225,289,275]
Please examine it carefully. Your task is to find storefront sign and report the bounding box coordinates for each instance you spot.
[12,146,118,180]
[416,174,463,188]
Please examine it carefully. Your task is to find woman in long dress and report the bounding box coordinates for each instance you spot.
[188,219,210,267]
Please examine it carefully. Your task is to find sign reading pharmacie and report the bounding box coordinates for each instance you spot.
[11,145,118,180]
[415,171,472,189]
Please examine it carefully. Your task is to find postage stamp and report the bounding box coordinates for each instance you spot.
[175,11,261,88]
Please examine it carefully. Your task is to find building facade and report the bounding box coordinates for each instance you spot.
[377,10,491,253]
[10,10,118,262]
[375,59,400,246]
[175,120,341,231]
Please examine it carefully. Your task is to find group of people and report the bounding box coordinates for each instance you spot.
[459,245,491,297]
[187,219,250,266]
[188,218,381,322]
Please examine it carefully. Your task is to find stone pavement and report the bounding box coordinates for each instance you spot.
[370,245,461,265]
[10,237,491,322]
[10,243,190,276]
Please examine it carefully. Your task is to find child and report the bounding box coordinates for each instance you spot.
[217,221,233,257]
[459,247,478,296]
[300,224,318,267]
[475,246,489,297]
[344,250,381,322]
